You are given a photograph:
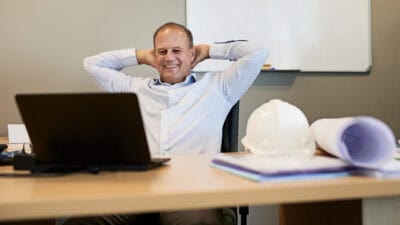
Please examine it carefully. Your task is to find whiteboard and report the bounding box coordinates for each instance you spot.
[186,0,371,72]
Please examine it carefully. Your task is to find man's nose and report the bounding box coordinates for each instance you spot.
[165,51,175,61]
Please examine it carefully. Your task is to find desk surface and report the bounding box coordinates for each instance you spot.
[2,138,400,221]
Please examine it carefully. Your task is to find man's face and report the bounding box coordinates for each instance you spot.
[154,27,195,84]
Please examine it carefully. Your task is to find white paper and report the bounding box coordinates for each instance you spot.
[310,117,396,169]
[8,124,31,143]
[354,160,400,178]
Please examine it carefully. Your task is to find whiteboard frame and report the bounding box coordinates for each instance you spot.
[186,0,372,72]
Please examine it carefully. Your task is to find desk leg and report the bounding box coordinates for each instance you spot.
[279,200,362,225]
[363,197,400,225]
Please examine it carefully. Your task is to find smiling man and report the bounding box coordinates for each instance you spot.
[83,22,268,158]
[76,22,268,225]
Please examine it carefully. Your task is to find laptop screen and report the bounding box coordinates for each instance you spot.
[15,93,153,168]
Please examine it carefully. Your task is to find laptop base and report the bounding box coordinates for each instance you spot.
[13,153,169,173]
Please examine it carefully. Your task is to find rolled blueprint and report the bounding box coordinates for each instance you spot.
[311,117,396,169]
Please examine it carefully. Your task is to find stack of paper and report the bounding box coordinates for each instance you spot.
[352,159,400,178]
[212,154,352,182]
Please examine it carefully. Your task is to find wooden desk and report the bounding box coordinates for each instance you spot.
[1,138,400,224]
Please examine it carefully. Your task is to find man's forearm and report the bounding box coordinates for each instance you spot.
[191,44,210,68]
[136,49,147,65]
[136,49,155,67]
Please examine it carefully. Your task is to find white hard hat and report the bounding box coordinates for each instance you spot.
[241,99,315,158]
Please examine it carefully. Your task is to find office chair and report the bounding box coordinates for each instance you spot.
[142,102,248,225]
[130,102,247,225]
[221,101,249,225]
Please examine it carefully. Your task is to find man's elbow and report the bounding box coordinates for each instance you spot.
[83,56,95,73]
[251,47,269,66]
[260,48,269,61]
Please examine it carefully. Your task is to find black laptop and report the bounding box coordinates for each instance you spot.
[14,93,169,173]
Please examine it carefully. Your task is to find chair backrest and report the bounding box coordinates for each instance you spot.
[221,101,240,153]
[221,101,250,225]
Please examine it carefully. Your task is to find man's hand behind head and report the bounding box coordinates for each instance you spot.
[191,45,210,69]
[136,49,157,68]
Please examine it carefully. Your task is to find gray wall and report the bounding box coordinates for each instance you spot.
[0,1,399,224]
[0,0,186,133]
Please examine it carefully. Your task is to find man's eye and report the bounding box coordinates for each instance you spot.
[159,50,167,55]
[173,49,182,53]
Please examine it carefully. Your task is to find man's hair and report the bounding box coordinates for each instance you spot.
[153,22,193,48]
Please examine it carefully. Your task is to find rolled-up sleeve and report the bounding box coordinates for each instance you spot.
[83,49,138,92]
[210,42,269,104]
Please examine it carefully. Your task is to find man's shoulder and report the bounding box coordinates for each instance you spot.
[126,76,155,90]
[191,72,225,89]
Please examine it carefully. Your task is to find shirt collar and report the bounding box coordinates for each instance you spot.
[153,73,197,87]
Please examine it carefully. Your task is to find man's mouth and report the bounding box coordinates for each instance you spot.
[165,65,178,69]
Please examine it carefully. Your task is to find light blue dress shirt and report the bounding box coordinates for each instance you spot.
[84,42,268,156]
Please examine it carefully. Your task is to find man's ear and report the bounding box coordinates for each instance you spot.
[190,47,195,62]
